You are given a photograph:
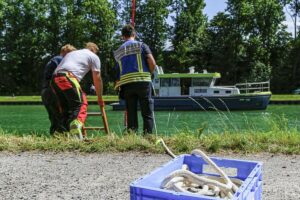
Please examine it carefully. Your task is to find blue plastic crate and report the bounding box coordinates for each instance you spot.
[130,154,262,200]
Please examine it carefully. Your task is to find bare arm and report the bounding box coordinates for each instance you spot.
[92,71,103,103]
[146,54,156,74]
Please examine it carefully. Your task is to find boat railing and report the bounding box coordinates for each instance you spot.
[235,81,270,94]
[214,86,237,88]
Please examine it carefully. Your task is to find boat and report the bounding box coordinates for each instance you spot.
[111,67,271,111]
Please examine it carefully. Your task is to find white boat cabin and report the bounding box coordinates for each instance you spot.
[152,67,240,97]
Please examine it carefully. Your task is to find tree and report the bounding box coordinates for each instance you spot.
[283,0,300,39]
[0,0,7,93]
[206,13,246,84]
[170,0,207,72]
[60,0,117,92]
[0,0,49,94]
[283,0,300,85]
[46,0,65,56]
[0,0,117,95]
[135,0,170,61]
[206,0,288,85]
[270,29,293,92]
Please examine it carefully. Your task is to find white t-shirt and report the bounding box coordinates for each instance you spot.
[55,49,101,81]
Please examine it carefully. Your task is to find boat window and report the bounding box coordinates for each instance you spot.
[192,78,212,86]
[170,78,180,87]
[214,90,220,94]
[195,89,207,93]
[226,90,231,94]
[161,78,170,87]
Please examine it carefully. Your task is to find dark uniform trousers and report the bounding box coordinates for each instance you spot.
[41,87,67,134]
[122,82,154,134]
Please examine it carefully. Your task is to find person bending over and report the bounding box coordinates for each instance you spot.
[51,42,104,140]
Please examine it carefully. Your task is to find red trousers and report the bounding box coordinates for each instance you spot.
[50,72,87,130]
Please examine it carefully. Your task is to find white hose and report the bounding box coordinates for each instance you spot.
[191,149,238,192]
[156,138,176,158]
[161,169,233,192]
[157,138,242,199]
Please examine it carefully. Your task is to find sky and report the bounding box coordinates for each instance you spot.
[204,0,227,20]
[203,0,295,35]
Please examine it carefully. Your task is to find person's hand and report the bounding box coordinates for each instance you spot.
[98,98,105,107]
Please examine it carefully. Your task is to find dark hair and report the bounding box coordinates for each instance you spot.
[121,24,135,38]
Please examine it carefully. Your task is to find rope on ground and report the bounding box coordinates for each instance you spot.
[156,138,242,199]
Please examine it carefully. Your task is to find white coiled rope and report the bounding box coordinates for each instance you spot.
[157,139,243,199]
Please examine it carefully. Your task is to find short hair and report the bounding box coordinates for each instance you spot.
[121,24,135,38]
[85,42,99,53]
[60,44,76,56]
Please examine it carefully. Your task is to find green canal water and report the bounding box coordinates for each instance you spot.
[0,105,299,135]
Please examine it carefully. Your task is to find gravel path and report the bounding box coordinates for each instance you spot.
[0,152,299,200]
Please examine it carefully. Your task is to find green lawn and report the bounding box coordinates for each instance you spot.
[0,104,299,136]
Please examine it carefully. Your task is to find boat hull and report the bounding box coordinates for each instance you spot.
[111,94,271,111]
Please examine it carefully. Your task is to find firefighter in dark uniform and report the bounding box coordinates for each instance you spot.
[114,24,156,134]
[41,44,76,135]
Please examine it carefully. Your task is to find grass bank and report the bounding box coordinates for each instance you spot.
[0,95,118,102]
[271,94,300,101]
[1,129,299,154]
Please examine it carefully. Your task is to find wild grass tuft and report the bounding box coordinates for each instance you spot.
[0,128,299,154]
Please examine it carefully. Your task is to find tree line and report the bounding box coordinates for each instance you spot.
[0,0,299,95]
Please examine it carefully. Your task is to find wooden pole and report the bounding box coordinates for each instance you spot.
[131,0,136,27]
